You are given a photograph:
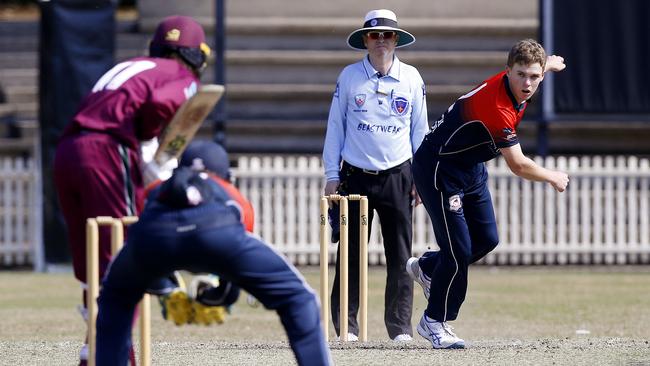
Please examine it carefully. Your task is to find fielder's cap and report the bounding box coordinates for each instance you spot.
[347,9,415,50]
[179,140,230,180]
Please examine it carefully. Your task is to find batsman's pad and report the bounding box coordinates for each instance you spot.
[191,274,241,307]
[246,293,260,308]
[154,84,225,164]
[189,274,220,300]
[147,271,188,296]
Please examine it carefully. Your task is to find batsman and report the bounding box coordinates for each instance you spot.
[53,15,213,365]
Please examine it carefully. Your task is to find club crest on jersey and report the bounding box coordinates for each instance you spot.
[354,94,366,107]
[391,97,409,116]
[448,194,462,212]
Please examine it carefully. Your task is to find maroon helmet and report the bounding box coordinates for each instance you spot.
[149,15,211,71]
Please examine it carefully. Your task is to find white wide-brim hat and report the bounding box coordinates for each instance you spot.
[347,9,415,50]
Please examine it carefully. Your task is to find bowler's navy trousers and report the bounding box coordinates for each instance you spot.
[412,148,499,322]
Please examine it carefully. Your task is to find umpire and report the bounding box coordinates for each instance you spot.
[322,9,429,341]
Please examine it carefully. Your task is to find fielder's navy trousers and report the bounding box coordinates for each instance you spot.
[95,203,330,366]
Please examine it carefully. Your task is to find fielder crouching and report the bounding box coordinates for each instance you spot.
[141,140,254,326]
[95,165,332,365]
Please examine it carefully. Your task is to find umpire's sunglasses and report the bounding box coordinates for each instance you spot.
[366,31,396,40]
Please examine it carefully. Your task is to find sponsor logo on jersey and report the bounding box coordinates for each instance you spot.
[354,94,366,107]
[391,96,409,116]
[357,122,402,134]
[449,194,462,212]
[334,82,340,98]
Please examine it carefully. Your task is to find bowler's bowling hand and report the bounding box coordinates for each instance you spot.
[550,171,569,192]
[545,55,566,72]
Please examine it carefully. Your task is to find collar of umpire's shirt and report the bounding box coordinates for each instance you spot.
[362,55,401,81]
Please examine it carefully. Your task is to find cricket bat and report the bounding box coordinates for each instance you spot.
[153,84,225,164]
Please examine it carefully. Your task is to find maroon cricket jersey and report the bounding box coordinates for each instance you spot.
[54,57,199,283]
[62,56,200,150]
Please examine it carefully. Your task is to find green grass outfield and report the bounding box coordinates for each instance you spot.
[1,266,649,365]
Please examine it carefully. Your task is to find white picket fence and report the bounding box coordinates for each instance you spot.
[234,155,650,265]
[1,154,649,268]
[0,156,41,268]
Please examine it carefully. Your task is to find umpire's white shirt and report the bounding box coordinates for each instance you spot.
[323,56,429,181]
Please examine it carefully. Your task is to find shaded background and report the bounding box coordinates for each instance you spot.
[0,0,648,267]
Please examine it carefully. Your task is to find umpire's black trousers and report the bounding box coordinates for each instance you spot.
[331,160,414,339]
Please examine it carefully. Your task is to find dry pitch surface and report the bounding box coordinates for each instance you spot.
[1,266,649,365]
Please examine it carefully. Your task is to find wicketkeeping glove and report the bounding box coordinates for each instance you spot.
[191,302,227,325]
[159,289,228,326]
[159,289,193,326]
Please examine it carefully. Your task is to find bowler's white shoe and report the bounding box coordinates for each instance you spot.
[417,315,465,349]
[406,257,431,299]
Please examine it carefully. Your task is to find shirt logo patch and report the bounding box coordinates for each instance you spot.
[503,128,517,141]
[354,94,366,107]
[183,81,198,99]
[334,82,339,98]
[190,158,206,171]
[449,194,462,212]
[391,96,409,116]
